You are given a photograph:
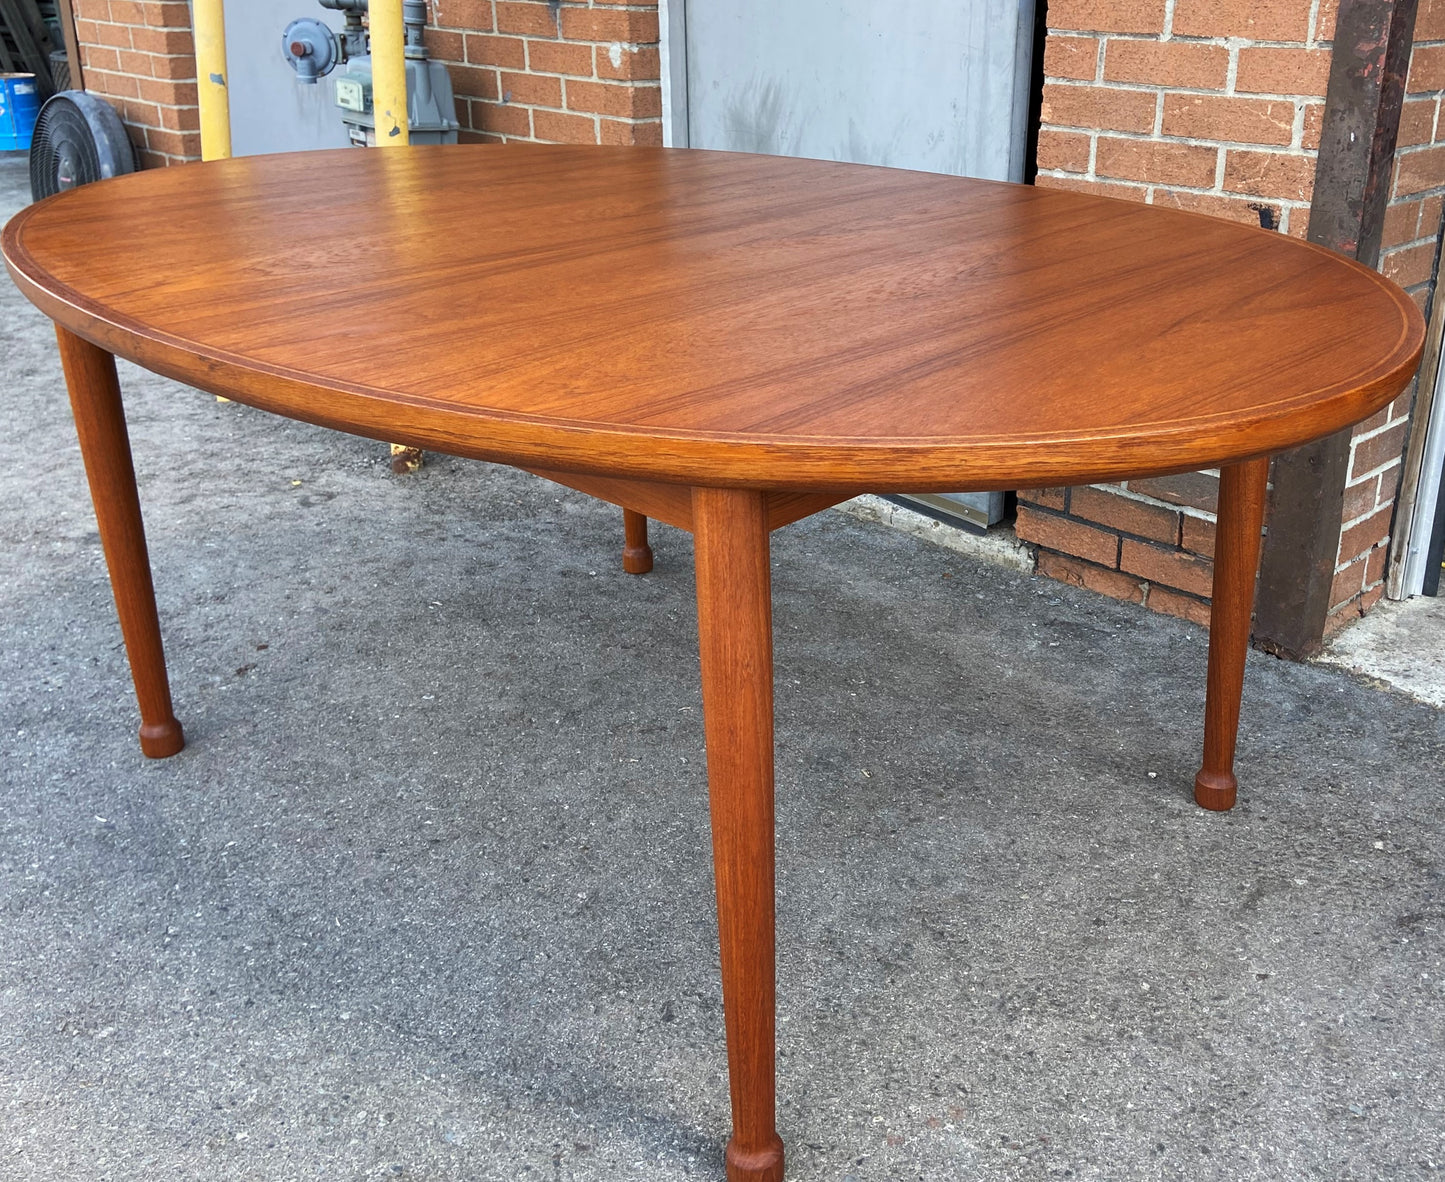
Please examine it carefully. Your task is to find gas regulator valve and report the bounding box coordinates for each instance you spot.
[282,17,340,84]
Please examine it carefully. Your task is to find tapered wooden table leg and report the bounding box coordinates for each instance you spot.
[56,328,184,759]
[622,507,653,574]
[1194,456,1271,811]
[692,486,784,1182]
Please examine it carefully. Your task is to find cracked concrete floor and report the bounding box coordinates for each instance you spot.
[2,154,1444,1181]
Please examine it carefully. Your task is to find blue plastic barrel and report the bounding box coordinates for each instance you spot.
[0,74,41,152]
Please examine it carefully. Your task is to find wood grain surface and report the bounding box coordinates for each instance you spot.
[693,487,785,1182]
[2,145,1424,492]
[54,327,184,758]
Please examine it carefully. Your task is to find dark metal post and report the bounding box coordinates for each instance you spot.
[1253,0,1419,658]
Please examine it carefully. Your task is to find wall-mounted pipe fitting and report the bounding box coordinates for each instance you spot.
[282,18,340,83]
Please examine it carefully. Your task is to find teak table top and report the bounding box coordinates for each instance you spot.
[2,145,1424,492]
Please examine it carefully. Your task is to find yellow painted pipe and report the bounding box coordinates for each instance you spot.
[193,0,231,161]
[368,0,410,147]
[369,2,418,466]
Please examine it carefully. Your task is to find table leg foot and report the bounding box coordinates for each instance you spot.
[1194,456,1270,811]
[1193,769,1236,812]
[140,719,186,759]
[726,1134,785,1182]
[56,327,185,760]
[622,508,653,574]
[693,486,783,1182]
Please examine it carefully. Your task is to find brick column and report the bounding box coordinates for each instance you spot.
[71,0,201,166]
[425,0,662,145]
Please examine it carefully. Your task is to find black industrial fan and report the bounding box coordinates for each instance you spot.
[29,91,135,201]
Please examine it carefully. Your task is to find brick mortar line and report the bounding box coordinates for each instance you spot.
[1050,31,1334,49]
[452,35,657,46]
[1382,234,1445,254]
[1022,500,1210,558]
[1344,455,1408,489]
[1038,169,1314,208]
[92,58,196,67]
[1346,451,1403,484]
[1074,126,1320,155]
[1035,545,1213,605]
[1336,537,1390,571]
[1339,501,1395,533]
[1045,76,1329,102]
[479,97,658,118]
[1042,132,1320,156]
[1289,99,1307,149]
[1045,187,1313,220]
[1043,179,1313,202]
[1346,471,1384,499]
[491,72,658,88]
[1350,416,1408,446]
[1086,481,1212,518]
[81,21,191,30]
[88,51,196,59]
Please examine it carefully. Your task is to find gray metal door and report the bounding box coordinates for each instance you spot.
[674,0,1036,182]
[667,0,1036,526]
[224,0,350,156]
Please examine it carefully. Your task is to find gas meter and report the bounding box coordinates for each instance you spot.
[282,0,459,146]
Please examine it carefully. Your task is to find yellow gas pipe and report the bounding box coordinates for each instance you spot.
[193,0,229,404]
[367,1,421,470]
[192,0,232,161]
[368,0,410,147]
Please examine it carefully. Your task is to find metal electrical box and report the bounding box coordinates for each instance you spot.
[222,0,460,154]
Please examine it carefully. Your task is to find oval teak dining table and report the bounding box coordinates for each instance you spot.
[1,145,1425,1182]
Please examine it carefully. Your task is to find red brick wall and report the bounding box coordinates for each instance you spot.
[1024,0,1442,635]
[1023,0,1336,626]
[425,0,662,145]
[71,0,200,166]
[67,2,662,163]
[1019,475,1220,627]
[1036,0,1333,232]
